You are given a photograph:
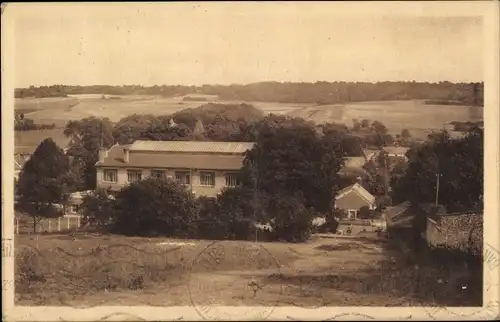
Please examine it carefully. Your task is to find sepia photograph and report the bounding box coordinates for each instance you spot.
[2,1,499,321]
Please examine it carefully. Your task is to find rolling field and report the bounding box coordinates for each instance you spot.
[14,95,482,143]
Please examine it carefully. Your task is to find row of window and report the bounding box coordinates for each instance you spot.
[102,169,240,188]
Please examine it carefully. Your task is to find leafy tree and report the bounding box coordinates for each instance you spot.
[64,117,115,189]
[113,114,158,144]
[112,178,199,236]
[241,115,344,214]
[361,119,370,128]
[80,188,116,228]
[217,187,268,240]
[140,119,193,141]
[401,128,411,140]
[16,138,74,233]
[268,193,314,243]
[196,196,224,239]
[391,128,483,211]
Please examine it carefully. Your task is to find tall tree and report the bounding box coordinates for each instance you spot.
[241,115,344,214]
[64,117,115,189]
[391,128,483,211]
[16,138,74,233]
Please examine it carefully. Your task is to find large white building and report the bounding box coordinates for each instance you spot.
[95,140,256,197]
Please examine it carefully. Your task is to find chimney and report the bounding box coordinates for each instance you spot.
[123,148,130,163]
[98,148,107,163]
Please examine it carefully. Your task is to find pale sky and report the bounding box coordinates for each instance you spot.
[11,3,483,87]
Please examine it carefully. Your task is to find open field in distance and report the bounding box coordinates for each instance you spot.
[15,95,483,142]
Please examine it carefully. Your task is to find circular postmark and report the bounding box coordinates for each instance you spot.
[424,242,499,320]
[188,241,283,320]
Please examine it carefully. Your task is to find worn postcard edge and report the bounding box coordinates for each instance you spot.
[1,1,499,321]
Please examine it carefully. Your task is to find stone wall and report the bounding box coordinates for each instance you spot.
[425,211,483,254]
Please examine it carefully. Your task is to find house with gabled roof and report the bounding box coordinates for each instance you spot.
[95,140,255,197]
[334,182,376,219]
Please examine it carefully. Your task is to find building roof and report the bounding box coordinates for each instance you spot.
[383,146,409,156]
[385,201,411,220]
[128,140,255,154]
[96,142,254,170]
[344,156,367,168]
[335,182,376,205]
[338,166,372,180]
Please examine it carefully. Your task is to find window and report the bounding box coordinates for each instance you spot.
[103,169,118,183]
[127,170,142,183]
[175,171,191,185]
[225,173,240,187]
[151,170,165,179]
[200,171,215,187]
[68,204,79,214]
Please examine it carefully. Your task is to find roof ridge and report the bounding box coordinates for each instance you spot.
[132,140,256,144]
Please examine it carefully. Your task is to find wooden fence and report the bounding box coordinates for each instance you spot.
[15,215,82,235]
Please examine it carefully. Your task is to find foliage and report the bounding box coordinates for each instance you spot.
[358,206,378,219]
[112,114,158,144]
[320,210,341,233]
[196,196,226,240]
[196,188,269,240]
[112,178,199,237]
[241,115,344,214]
[268,193,314,243]
[139,118,194,141]
[391,127,483,211]
[16,138,74,233]
[64,117,115,189]
[216,187,267,240]
[80,189,116,228]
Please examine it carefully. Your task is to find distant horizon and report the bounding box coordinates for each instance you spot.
[15,80,484,89]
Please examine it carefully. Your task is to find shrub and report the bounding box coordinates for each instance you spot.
[322,211,340,233]
[216,187,268,240]
[268,193,314,243]
[358,206,378,219]
[196,196,226,240]
[80,188,116,228]
[197,188,269,241]
[112,178,199,237]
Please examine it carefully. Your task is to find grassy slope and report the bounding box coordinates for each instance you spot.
[15,234,481,307]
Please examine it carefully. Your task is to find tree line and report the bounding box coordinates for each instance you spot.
[15,81,484,106]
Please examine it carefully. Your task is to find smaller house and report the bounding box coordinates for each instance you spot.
[64,191,92,216]
[334,182,376,219]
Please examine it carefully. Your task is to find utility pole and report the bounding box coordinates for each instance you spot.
[435,173,442,206]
